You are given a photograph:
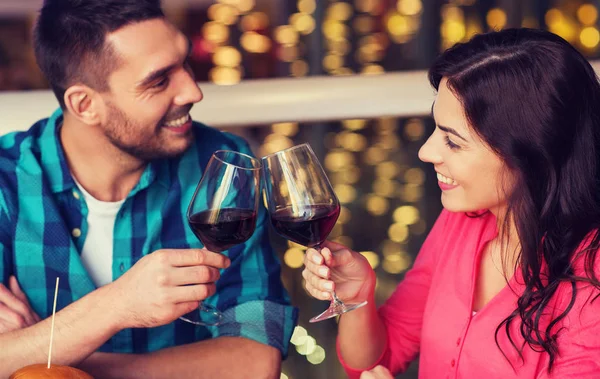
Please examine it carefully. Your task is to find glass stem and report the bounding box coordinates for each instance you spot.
[315,243,345,306]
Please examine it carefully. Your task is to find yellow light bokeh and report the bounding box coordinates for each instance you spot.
[334,184,357,203]
[291,60,310,77]
[241,32,272,53]
[376,161,399,179]
[366,195,389,216]
[240,12,269,32]
[328,39,351,55]
[400,184,423,202]
[361,64,385,75]
[382,253,411,274]
[292,13,317,35]
[578,4,598,25]
[393,205,420,225]
[340,167,361,184]
[388,223,409,243]
[404,119,425,140]
[337,132,368,152]
[387,13,412,37]
[298,0,317,14]
[397,0,423,16]
[373,179,396,197]
[441,20,466,43]
[209,66,242,85]
[328,2,354,21]
[381,240,405,256]
[338,206,352,224]
[272,122,299,136]
[342,119,368,131]
[323,21,349,41]
[361,251,381,269]
[203,22,230,44]
[404,168,425,185]
[486,8,507,30]
[580,27,600,48]
[275,25,300,46]
[284,248,305,269]
[364,146,388,165]
[355,0,378,14]
[208,4,240,25]
[235,0,255,13]
[213,46,242,67]
[323,54,344,70]
[325,150,355,172]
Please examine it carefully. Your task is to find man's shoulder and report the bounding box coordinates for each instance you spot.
[0,118,50,169]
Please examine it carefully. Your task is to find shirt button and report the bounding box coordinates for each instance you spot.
[72,190,80,200]
[120,263,125,272]
[72,228,82,238]
[451,359,456,367]
[456,338,461,346]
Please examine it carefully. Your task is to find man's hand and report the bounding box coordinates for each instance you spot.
[107,249,230,329]
[0,276,41,334]
[360,365,394,379]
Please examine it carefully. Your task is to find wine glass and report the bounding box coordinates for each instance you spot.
[182,150,261,326]
[262,143,367,323]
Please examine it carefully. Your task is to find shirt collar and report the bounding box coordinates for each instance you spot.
[40,108,171,195]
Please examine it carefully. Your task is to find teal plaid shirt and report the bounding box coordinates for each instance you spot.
[0,109,297,355]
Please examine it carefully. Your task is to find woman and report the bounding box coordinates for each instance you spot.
[303,28,600,378]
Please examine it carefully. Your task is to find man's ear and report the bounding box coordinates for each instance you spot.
[63,85,102,125]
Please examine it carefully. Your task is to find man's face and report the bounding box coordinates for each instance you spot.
[100,18,203,161]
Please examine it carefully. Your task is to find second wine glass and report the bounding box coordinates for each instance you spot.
[183,150,261,326]
[262,143,367,323]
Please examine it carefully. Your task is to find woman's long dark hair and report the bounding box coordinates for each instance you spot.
[429,28,600,371]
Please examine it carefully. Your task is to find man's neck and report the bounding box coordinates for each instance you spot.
[60,115,147,202]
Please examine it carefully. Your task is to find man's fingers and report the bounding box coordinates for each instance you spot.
[172,266,221,285]
[173,284,217,303]
[0,302,26,329]
[164,249,231,269]
[0,284,35,324]
[9,276,29,303]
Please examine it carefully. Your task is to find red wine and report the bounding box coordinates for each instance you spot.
[270,204,340,247]
[189,208,257,252]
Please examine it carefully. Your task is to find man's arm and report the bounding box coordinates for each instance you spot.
[0,284,121,376]
[0,249,228,377]
[79,337,281,379]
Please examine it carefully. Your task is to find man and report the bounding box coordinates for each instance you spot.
[0,0,297,377]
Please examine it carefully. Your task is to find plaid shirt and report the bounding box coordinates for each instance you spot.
[0,109,297,355]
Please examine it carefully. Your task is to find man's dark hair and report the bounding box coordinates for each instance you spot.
[34,0,164,109]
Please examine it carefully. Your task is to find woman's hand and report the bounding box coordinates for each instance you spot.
[360,366,394,379]
[302,240,376,304]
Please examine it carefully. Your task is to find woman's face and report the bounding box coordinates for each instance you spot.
[418,78,514,214]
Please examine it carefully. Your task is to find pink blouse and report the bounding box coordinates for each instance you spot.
[339,210,600,378]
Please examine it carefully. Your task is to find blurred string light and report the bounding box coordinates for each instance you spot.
[206,0,266,85]
[271,0,317,77]
[440,5,466,49]
[545,8,577,43]
[486,8,507,30]
[290,326,327,365]
[384,0,422,44]
[323,1,353,76]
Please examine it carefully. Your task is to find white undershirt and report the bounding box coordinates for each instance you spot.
[74,179,125,287]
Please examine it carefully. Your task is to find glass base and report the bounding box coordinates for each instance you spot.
[179,303,223,326]
[309,300,368,323]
